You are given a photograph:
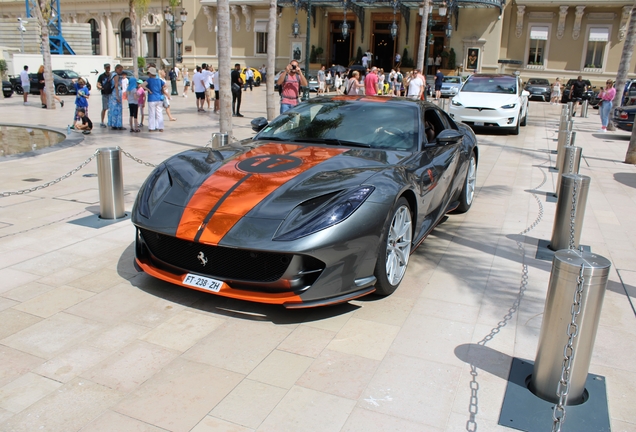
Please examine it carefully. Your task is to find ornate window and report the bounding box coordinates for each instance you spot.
[584,27,609,70]
[254,21,267,55]
[528,26,548,65]
[88,19,100,55]
[120,18,132,58]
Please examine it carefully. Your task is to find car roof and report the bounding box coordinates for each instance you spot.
[310,95,440,109]
[470,74,517,78]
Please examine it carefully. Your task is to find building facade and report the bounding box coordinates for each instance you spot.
[0,0,633,86]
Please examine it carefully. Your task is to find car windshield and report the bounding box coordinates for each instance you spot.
[255,100,419,151]
[443,77,461,84]
[462,76,517,94]
[527,79,549,85]
[64,71,80,79]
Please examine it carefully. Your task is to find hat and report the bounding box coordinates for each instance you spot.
[104,63,110,68]
[147,67,157,76]
[137,79,143,84]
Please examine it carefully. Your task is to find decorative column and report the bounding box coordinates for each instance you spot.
[557,6,568,40]
[619,6,632,41]
[106,12,116,58]
[99,13,107,56]
[572,6,585,40]
[515,5,526,38]
[137,20,142,58]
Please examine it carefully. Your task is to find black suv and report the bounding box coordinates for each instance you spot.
[10,73,76,95]
[561,79,596,103]
[524,78,551,102]
[52,70,91,90]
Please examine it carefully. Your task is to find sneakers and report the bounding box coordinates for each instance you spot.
[23,102,28,105]
[599,128,607,133]
[60,100,64,108]
[100,123,107,128]
[233,113,244,117]
[82,130,91,135]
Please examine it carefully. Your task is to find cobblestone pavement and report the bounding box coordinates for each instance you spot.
[0,87,635,432]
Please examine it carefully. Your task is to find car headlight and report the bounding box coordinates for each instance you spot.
[138,164,172,218]
[451,99,462,106]
[273,186,375,241]
[501,103,517,109]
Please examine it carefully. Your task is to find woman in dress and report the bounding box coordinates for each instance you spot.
[550,77,562,105]
[598,79,616,133]
[107,64,124,130]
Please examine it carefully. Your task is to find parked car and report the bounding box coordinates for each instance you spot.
[240,67,262,86]
[52,69,92,90]
[3,80,13,98]
[612,103,636,132]
[440,76,463,98]
[122,70,149,83]
[449,73,529,135]
[131,96,478,308]
[561,78,596,103]
[10,73,76,95]
[524,78,551,102]
[619,79,636,106]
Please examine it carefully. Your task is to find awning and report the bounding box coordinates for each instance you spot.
[530,27,549,40]
[589,28,609,42]
[254,21,268,33]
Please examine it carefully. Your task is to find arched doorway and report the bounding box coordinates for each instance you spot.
[329,18,355,67]
[88,19,100,55]
[371,14,398,72]
[120,18,132,58]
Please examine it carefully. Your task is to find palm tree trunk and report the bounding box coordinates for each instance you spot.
[609,2,636,132]
[130,0,139,78]
[218,0,232,135]
[33,0,56,109]
[627,125,636,164]
[266,0,278,120]
[416,0,429,71]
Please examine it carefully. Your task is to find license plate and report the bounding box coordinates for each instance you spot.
[474,122,484,126]
[183,273,223,292]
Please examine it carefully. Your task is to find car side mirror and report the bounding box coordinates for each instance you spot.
[251,117,268,132]
[436,129,463,146]
[521,90,530,97]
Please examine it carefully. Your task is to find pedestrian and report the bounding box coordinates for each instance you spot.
[406,69,424,100]
[107,64,125,130]
[121,73,129,103]
[334,72,343,95]
[37,65,46,108]
[231,63,244,117]
[20,65,30,104]
[202,63,214,109]
[193,66,206,112]
[395,52,401,65]
[550,77,561,104]
[277,59,307,114]
[569,75,587,117]
[346,71,364,95]
[317,65,326,95]
[434,68,444,100]
[364,67,379,97]
[182,67,190,97]
[598,79,616,133]
[212,67,220,113]
[96,63,111,128]
[394,67,403,96]
[72,78,89,126]
[144,66,165,132]
[158,69,176,122]
[73,108,93,134]
[137,80,146,127]
[127,78,141,132]
[244,67,254,91]
[361,54,369,69]
[259,64,267,83]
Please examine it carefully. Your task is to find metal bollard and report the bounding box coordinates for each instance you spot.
[567,102,574,121]
[530,249,611,404]
[211,133,229,148]
[555,129,570,169]
[581,100,589,118]
[97,147,125,219]
[555,145,582,197]
[549,174,590,251]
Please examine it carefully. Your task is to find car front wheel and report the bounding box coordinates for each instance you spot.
[55,84,68,95]
[454,152,477,214]
[374,197,412,296]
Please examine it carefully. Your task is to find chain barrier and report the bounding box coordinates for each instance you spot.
[118,147,156,167]
[465,163,546,432]
[0,150,99,197]
[552,263,586,432]
[568,175,578,251]
[0,209,90,239]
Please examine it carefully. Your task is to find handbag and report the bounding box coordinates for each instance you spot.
[232,83,241,93]
[163,97,170,108]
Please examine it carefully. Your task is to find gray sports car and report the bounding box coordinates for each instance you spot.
[132,96,478,308]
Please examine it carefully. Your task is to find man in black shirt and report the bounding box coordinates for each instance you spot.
[434,68,444,100]
[231,63,244,117]
[569,75,587,117]
[96,63,111,127]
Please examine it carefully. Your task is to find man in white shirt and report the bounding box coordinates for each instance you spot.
[361,54,369,69]
[192,65,207,112]
[20,65,30,104]
[407,69,424,100]
[202,63,214,110]
[244,67,254,91]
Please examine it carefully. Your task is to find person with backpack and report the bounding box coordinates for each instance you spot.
[394,67,403,96]
[96,63,112,128]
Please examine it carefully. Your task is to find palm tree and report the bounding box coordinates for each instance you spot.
[416,0,430,72]
[218,0,232,135]
[31,0,56,109]
[129,0,151,79]
[266,0,278,120]
[609,2,636,133]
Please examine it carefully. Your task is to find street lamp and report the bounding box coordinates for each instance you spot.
[176,37,183,63]
[164,6,187,95]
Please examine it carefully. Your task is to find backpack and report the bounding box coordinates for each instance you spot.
[396,73,403,83]
[101,74,114,95]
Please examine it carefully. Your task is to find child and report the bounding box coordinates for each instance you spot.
[73,78,89,126]
[74,108,93,134]
[128,78,141,132]
[137,80,146,128]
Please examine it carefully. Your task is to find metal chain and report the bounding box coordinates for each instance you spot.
[0,151,98,197]
[552,263,586,432]
[569,175,579,250]
[118,147,156,167]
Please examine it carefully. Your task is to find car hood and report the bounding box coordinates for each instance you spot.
[525,85,550,91]
[133,141,410,240]
[454,92,519,108]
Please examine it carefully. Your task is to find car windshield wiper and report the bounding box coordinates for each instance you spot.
[292,138,371,148]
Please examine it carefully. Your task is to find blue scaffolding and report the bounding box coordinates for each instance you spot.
[25,0,75,55]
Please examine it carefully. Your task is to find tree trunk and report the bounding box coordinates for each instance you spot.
[33,0,55,109]
[610,2,636,133]
[416,0,429,71]
[266,0,277,120]
[627,125,636,164]
[130,0,139,78]
[217,0,232,135]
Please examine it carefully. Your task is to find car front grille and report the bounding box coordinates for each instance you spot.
[139,228,292,283]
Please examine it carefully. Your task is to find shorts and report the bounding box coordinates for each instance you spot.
[435,84,442,91]
[215,90,219,100]
[184,80,191,87]
[102,94,109,110]
[319,82,326,90]
[571,94,583,101]
[205,88,213,98]
[129,103,139,118]
[195,92,205,100]
[22,85,30,93]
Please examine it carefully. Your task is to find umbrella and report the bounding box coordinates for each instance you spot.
[329,65,347,74]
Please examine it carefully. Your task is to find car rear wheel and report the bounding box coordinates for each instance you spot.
[55,84,68,95]
[255,77,261,87]
[15,85,24,95]
[374,197,412,296]
[454,152,477,214]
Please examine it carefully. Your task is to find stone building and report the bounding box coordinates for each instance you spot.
[0,0,633,86]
